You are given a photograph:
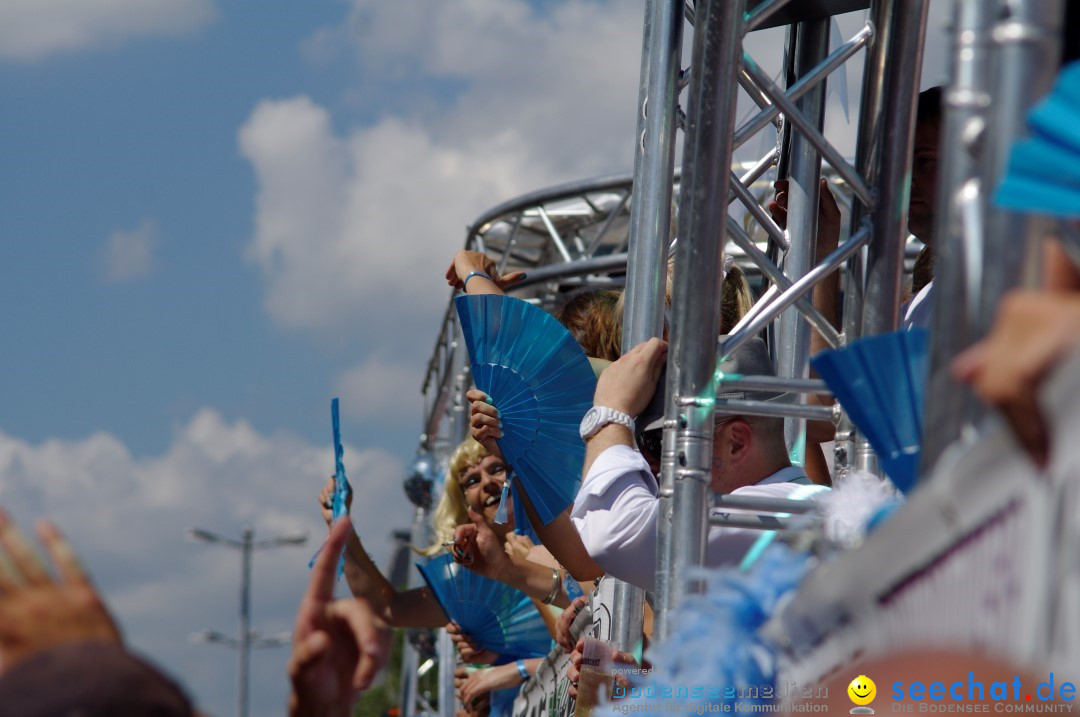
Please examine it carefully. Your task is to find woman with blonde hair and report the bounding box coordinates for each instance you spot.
[316,437,575,631]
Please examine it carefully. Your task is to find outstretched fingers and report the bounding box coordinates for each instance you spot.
[308,519,352,603]
[326,599,389,691]
[36,520,87,585]
[0,509,49,587]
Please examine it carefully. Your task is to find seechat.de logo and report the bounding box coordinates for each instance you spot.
[849,674,878,714]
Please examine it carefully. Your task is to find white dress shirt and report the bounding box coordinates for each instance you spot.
[570,444,825,591]
[901,280,934,330]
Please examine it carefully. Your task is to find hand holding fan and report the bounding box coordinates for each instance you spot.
[455,294,596,524]
[309,397,352,574]
[417,554,552,660]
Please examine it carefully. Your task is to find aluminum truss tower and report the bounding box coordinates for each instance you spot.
[408,0,1071,711]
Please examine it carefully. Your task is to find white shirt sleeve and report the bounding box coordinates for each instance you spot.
[570,444,660,591]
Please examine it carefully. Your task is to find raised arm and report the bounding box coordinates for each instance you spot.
[770,178,841,483]
[450,505,583,607]
[445,250,527,296]
[465,389,605,582]
[317,479,447,628]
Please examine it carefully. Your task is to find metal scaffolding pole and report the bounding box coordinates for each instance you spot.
[436,328,470,717]
[980,0,1064,336]
[654,0,745,641]
[399,506,431,717]
[776,18,829,466]
[608,0,685,658]
[920,0,999,473]
[839,0,929,476]
[922,0,1064,476]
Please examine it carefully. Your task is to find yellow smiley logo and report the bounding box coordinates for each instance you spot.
[847,675,877,706]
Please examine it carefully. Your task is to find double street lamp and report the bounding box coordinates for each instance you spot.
[187,527,308,717]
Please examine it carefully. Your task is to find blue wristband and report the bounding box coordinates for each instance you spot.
[516,659,529,680]
[463,271,493,292]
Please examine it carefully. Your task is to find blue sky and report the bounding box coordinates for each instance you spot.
[0,2,650,715]
[0,1,951,715]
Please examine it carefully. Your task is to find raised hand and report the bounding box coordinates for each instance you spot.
[288,519,390,717]
[0,510,122,674]
[446,250,527,294]
[467,389,504,459]
[446,620,497,665]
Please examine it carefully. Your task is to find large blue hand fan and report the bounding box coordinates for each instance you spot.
[417,554,552,660]
[309,398,351,575]
[996,60,1080,217]
[810,329,929,493]
[454,294,596,524]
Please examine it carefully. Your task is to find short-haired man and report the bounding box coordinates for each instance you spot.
[571,337,824,591]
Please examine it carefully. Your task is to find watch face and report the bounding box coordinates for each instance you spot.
[580,407,600,437]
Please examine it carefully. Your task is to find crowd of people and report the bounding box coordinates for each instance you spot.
[3,31,1080,717]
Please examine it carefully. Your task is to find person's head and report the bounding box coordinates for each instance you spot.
[614,257,755,343]
[709,414,789,493]
[636,338,791,490]
[555,289,623,361]
[421,438,510,555]
[720,264,754,334]
[0,642,194,717]
[908,86,943,244]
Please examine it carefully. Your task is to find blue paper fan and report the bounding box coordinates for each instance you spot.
[455,294,596,524]
[996,61,1080,217]
[309,398,351,575]
[810,329,929,493]
[417,554,552,660]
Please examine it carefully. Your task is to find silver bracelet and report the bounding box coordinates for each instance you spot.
[541,567,561,605]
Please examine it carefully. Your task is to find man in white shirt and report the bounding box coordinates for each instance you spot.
[571,337,824,591]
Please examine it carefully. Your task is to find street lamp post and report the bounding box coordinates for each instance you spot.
[188,526,307,717]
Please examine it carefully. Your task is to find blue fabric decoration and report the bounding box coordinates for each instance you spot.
[811,329,928,493]
[309,398,352,575]
[417,554,552,660]
[996,61,1080,217]
[455,294,596,524]
[598,545,812,714]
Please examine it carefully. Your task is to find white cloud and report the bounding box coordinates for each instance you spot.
[0,0,216,62]
[102,218,157,283]
[0,411,409,717]
[336,355,425,427]
[240,1,646,340]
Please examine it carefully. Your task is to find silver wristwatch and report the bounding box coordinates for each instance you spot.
[579,406,635,440]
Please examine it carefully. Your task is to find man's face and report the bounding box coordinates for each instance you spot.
[908,120,941,244]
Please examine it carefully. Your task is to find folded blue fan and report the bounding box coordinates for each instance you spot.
[996,60,1080,217]
[309,397,351,575]
[455,295,596,524]
[810,329,928,493]
[417,554,552,660]
[510,479,539,544]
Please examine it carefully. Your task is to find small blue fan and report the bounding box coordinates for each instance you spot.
[309,398,351,575]
[455,294,596,524]
[996,60,1080,217]
[811,329,929,493]
[417,554,552,660]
